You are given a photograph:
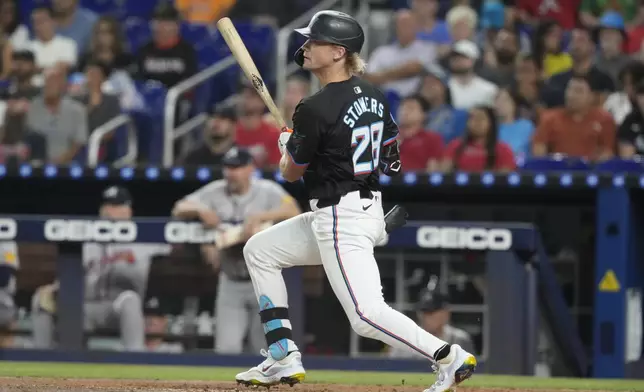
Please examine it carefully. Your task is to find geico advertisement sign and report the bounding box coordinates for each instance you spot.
[164,222,217,244]
[44,220,137,242]
[416,226,512,250]
[0,218,17,240]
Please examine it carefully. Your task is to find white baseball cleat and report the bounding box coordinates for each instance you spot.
[235,349,306,387]
[424,345,477,392]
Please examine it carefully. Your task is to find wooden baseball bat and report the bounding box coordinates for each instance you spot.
[214,222,273,249]
[216,17,289,131]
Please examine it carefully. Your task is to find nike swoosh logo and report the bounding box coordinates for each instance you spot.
[362,204,372,211]
[262,363,274,372]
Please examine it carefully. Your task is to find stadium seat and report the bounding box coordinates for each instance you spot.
[134,81,167,163]
[385,90,401,120]
[124,17,151,51]
[180,23,212,47]
[594,158,644,173]
[117,0,160,19]
[80,0,118,15]
[521,156,591,171]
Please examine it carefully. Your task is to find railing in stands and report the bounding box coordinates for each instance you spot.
[275,0,372,104]
[87,114,138,167]
[163,56,237,168]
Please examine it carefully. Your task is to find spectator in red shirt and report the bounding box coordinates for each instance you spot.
[235,84,281,169]
[396,95,443,172]
[442,106,516,172]
[516,0,581,31]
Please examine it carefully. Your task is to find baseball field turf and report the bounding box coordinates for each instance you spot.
[0,362,643,391]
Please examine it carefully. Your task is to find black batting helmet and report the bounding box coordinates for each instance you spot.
[294,10,365,67]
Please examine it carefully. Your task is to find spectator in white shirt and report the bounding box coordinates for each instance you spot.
[28,6,77,73]
[447,40,498,110]
[1,0,29,50]
[364,9,437,98]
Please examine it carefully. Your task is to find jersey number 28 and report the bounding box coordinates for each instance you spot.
[351,121,383,175]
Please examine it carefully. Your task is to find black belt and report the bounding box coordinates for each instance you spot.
[316,189,373,209]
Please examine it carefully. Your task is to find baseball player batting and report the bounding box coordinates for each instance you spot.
[31,186,171,351]
[235,11,476,392]
[172,147,301,354]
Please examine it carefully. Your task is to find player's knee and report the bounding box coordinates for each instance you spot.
[348,302,388,339]
[243,234,263,264]
[113,290,142,314]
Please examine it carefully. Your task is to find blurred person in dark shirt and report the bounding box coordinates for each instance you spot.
[604,61,644,125]
[478,27,520,88]
[397,95,443,172]
[417,65,468,144]
[617,81,644,158]
[73,59,120,162]
[79,16,134,73]
[136,4,197,89]
[542,27,615,108]
[594,12,630,85]
[0,51,39,146]
[512,54,544,123]
[534,74,616,161]
[235,84,280,169]
[442,106,516,172]
[179,104,237,166]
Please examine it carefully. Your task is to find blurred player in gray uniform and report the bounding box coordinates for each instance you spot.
[172,147,301,354]
[0,241,19,347]
[389,280,475,359]
[31,186,171,351]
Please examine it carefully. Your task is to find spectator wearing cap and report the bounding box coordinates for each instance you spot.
[409,0,451,56]
[478,28,521,88]
[542,27,615,108]
[604,61,644,125]
[533,74,616,161]
[442,106,515,172]
[516,0,581,31]
[388,285,475,359]
[417,65,468,143]
[595,12,630,84]
[364,9,438,98]
[396,95,444,172]
[617,81,644,158]
[580,0,639,28]
[447,40,498,110]
[179,104,237,166]
[135,4,198,89]
[52,0,98,56]
[27,6,77,73]
[0,0,29,51]
[235,84,281,169]
[26,65,87,164]
[143,297,183,353]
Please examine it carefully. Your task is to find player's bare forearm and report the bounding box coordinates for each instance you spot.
[172,200,220,227]
[279,153,306,182]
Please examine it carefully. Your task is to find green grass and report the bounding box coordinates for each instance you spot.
[0,362,643,390]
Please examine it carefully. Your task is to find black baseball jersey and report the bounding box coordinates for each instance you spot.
[285,76,398,199]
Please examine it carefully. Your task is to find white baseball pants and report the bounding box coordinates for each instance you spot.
[243,190,447,360]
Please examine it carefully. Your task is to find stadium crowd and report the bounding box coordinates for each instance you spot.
[0,0,641,172]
